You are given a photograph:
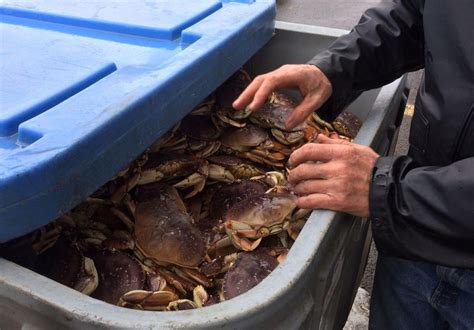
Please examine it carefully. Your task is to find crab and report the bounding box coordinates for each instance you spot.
[153,266,202,295]
[250,171,288,189]
[213,69,253,128]
[118,284,208,311]
[102,229,135,251]
[87,249,145,305]
[224,192,298,251]
[261,90,296,108]
[36,237,98,296]
[118,289,179,311]
[146,272,169,292]
[66,204,136,250]
[258,235,290,263]
[249,93,316,146]
[214,106,251,129]
[134,183,207,268]
[221,251,278,300]
[210,181,267,221]
[220,124,289,168]
[138,152,209,198]
[194,181,268,254]
[190,96,216,116]
[207,155,265,183]
[158,131,189,152]
[185,183,224,224]
[179,114,221,158]
[331,111,362,139]
[148,122,182,153]
[200,253,239,277]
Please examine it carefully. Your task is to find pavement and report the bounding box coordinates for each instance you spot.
[276,0,391,30]
[275,1,423,328]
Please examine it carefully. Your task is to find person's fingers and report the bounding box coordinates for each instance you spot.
[296,193,334,210]
[292,179,334,195]
[248,80,277,111]
[288,143,350,168]
[232,75,265,110]
[285,94,330,130]
[287,162,334,183]
[285,96,319,130]
[316,133,352,145]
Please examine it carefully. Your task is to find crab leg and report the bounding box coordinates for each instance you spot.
[172,162,209,198]
[208,164,235,183]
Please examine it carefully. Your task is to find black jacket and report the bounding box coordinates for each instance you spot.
[309,0,474,268]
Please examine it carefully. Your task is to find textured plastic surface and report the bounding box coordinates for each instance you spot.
[0,22,407,329]
[0,0,275,242]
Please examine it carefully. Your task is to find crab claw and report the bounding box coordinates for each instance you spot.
[230,232,263,251]
[225,221,267,251]
[208,164,235,183]
[193,285,209,308]
[119,290,179,311]
[173,162,209,198]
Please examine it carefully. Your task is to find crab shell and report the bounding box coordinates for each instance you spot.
[222,251,278,300]
[224,192,298,251]
[179,114,220,141]
[210,181,267,220]
[208,155,264,182]
[140,152,209,179]
[135,182,187,211]
[249,101,305,132]
[36,237,98,295]
[220,124,269,152]
[331,111,362,139]
[134,184,206,268]
[139,152,207,181]
[179,115,221,158]
[88,249,145,305]
[269,91,298,107]
[138,154,209,198]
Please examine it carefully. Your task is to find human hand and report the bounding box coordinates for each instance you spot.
[232,64,333,130]
[287,134,379,218]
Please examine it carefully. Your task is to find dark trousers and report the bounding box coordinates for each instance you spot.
[369,256,474,330]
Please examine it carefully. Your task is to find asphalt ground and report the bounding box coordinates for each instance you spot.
[276,0,392,30]
[275,0,423,299]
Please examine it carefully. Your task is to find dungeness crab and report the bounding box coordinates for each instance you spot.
[134,183,206,268]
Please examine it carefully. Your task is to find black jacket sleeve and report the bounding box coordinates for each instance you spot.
[308,0,474,268]
[308,0,425,120]
[371,156,474,268]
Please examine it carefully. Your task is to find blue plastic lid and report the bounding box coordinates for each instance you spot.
[0,0,275,242]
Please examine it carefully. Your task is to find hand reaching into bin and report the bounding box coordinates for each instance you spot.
[233,64,379,217]
[232,64,333,130]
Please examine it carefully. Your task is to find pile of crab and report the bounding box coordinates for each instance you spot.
[0,70,361,311]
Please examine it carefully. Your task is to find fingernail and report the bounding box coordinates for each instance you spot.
[232,100,241,109]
